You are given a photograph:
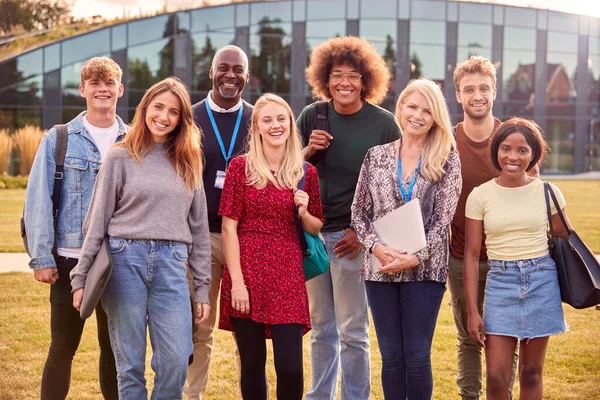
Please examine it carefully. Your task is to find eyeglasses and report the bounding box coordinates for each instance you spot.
[329,72,362,84]
[461,84,492,95]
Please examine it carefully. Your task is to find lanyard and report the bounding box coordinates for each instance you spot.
[397,150,422,203]
[205,101,244,168]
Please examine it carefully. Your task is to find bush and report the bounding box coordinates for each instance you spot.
[0,175,28,189]
[12,125,44,176]
[0,130,12,175]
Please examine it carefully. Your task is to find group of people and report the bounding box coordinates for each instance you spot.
[23,34,572,400]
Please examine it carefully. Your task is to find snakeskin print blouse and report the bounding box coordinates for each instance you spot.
[351,142,462,283]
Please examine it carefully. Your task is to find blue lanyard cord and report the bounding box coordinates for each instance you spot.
[397,150,422,203]
[205,101,244,168]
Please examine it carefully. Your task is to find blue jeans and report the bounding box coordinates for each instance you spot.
[102,238,193,400]
[306,230,370,400]
[366,280,446,400]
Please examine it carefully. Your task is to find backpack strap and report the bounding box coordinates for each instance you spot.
[295,162,310,256]
[52,124,68,229]
[314,101,329,132]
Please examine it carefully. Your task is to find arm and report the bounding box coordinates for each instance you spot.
[297,107,332,161]
[24,131,59,275]
[222,216,249,314]
[464,217,486,347]
[188,182,212,323]
[552,208,573,240]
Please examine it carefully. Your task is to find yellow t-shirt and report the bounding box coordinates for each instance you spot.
[465,178,566,261]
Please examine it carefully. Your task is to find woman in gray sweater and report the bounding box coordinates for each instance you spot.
[70,77,211,399]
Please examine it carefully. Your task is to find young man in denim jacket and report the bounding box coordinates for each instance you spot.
[24,56,127,399]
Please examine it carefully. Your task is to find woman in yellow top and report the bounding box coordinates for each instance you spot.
[464,118,571,400]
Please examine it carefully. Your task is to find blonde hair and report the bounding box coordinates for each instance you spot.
[453,55,497,92]
[245,93,304,189]
[395,78,456,182]
[117,77,203,191]
[80,57,123,84]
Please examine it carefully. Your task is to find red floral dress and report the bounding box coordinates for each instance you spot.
[218,155,323,337]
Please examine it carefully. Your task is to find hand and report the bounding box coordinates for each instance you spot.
[333,228,361,259]
[294,189,310,218]
[34,268,59,285]
[372,243,393,267]
[305,129,333,159]
[231,286,250,315]
[195,303,211,325]
[467,313,486,348]
[73,288,84,311]
[378,249,419,274]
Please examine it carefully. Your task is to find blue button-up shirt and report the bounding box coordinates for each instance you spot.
[24,111,128,269]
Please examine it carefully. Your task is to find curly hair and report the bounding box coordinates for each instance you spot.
[306,36,391,105]
[80,57,123,84]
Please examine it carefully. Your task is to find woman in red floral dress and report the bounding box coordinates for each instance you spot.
[219,93,323,400]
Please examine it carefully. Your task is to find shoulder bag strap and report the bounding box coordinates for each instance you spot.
[52,124,68,238]
[544,182,571,238]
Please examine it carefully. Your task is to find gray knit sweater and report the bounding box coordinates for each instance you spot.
[70,142,211,303]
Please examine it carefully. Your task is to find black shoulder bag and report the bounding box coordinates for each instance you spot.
[21,124,68,257]
[544,182,600,309]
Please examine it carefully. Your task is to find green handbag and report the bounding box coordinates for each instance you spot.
[295,162,330,281]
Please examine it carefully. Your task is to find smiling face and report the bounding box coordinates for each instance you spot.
[456,72,496,121]
[497,132,533,179]
[144,91,181,143]
[209,48,249,107]
[398,91,435,139]
[79,75,123,112]
[327,62,365,114]
[256,102,291,151]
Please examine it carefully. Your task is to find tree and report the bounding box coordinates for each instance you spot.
[410,52,423,80]
[0,0,69,35]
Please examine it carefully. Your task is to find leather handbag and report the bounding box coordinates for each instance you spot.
[80,237,113,319]
[296,162,329,281]
[544,182,600,309]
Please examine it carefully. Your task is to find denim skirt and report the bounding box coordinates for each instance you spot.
[483,254,567,340]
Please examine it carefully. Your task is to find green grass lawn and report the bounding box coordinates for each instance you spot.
[0,273,598,399]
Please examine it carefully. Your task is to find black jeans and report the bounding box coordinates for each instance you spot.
[40,255,118,400]
[231,317,304,400]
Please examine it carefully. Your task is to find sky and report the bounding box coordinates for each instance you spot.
[70,0,600,19]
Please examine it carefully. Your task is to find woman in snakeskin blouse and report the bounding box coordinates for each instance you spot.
[351,78,462,399]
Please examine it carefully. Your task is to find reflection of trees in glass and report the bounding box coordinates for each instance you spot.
[0,61,41,106]
[128,59,154,89]
[383,34,396,77]
[192,34,218,91]
[410,53,422,79]
[251,17,290,95]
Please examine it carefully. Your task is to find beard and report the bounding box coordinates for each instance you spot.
[218,84,241,99]
[463,103,492,121]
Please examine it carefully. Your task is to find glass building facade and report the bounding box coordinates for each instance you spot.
[0,0,598,173]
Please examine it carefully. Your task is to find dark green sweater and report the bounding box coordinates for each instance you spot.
[297,101,401,232]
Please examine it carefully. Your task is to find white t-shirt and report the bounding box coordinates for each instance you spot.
[57,116,120,259]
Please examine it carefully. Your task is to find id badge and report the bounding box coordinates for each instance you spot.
[214,170,226,189]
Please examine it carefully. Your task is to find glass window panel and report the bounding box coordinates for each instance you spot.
[191,31,235,91]
[128,38,173,107]
[591,20,600,38]
[306,20,345,51]
[589,36,600,56]
[293,0,306,22]
[249,21,292,98]
[0,76,42,106]
[547,32,577,54]
[0,108,41,131]
[191,5,234,32]
[112,24,127,51]
[18,50,43,80]
[410,20,445,45]
[587,121,600,171]
[504,27,535,50]
[62,30,110,66]
[502,49,535,116]
[493,5,503,25]
[398,0,409,19]
[458,23,492,48]
[128,15,170,47]
[537,10,548,30]
[457,47,492,64]
[545,119,575,173]
[360,20,397,79]
[548,11,578,34]
[459,3,492,24]
[546,52,577,108]
[251,1,291,25]
[448,2,458,22]
[360,0,396,19]
[176,11,190,33]
[410,1,445,21]
[504,6,536,28]
[44,43,60,72]
[236,3,250,27]
[306,0,345,21]
[410,44,445,88]
[589,54,600,103]
[61,62,86,107]
[347,0,358,19]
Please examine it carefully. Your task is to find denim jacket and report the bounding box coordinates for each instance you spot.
[24,111,128,269]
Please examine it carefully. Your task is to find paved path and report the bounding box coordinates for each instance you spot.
[0,253,32,273]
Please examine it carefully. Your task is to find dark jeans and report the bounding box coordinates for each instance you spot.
[366,280,446,400]
[231,317,304,400]
[40,255,118,400]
